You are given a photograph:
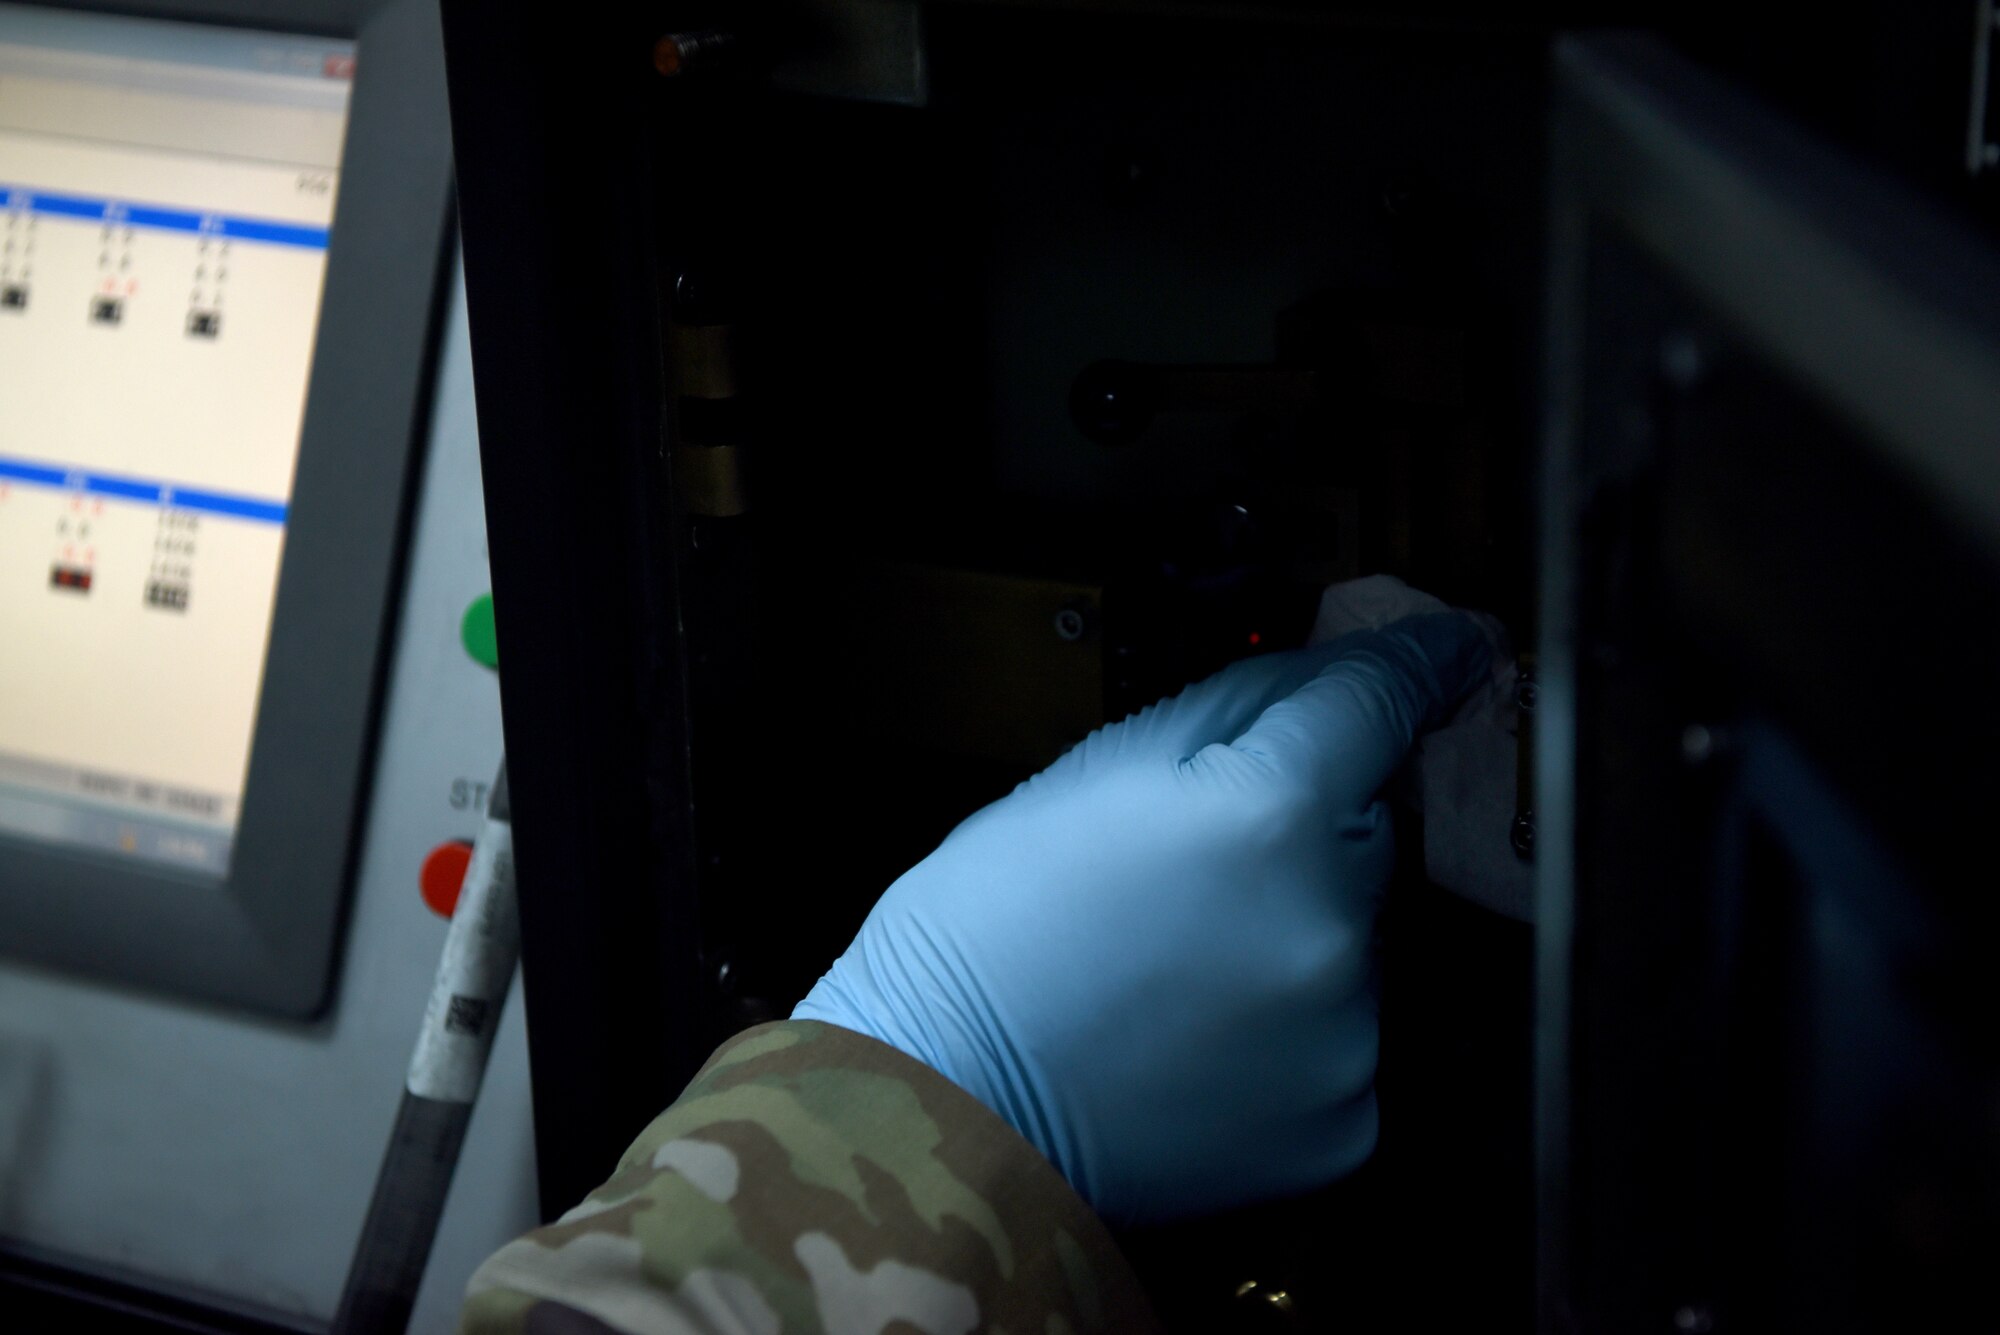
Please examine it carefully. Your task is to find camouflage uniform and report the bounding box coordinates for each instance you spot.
[460,1020,1161,1334]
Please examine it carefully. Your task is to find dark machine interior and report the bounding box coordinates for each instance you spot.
[649,16,1535,1327]
[537,11,1542,1328]
[665,10,1541,1024]
[436,3,2000,1332]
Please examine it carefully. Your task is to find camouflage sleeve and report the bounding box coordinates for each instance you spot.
[459,1019,1161,1335]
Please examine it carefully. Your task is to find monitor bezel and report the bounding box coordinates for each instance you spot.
[0,0,452,1017]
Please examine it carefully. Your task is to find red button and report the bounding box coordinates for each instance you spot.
[420,840,474,918]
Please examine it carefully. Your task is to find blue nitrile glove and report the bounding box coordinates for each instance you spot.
[794,612,1490,1225]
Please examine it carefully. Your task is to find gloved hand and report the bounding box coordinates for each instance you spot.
[794,612,1490,1225]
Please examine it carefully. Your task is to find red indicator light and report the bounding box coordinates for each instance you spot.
[420,840,474,918]
[1248,631,1262,646]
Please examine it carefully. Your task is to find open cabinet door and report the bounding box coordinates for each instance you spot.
[1540,35,2000,1335]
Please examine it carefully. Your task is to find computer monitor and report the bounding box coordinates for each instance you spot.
[0,0,451,1015]
[0,5,351,875]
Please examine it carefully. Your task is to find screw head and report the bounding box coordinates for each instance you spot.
[1511,812,1536,860]
[1681,724,1715,764]
[1681,722,1734,766]
[1673,1305,1715,1333]
[1054,607,1088,642]
[1660,331,1707,388]
[1514,674,1539,713]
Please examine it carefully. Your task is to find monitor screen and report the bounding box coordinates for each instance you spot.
[0,5,353,878]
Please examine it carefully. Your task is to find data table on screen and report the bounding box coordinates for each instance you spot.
[0,8,351,876]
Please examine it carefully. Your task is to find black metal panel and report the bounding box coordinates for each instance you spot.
[437,2,709,1217]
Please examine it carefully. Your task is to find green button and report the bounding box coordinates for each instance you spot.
[461,593,498,669]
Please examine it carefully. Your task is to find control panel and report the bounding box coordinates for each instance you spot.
[0,263,537,1330]
[0,4,533,1326]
